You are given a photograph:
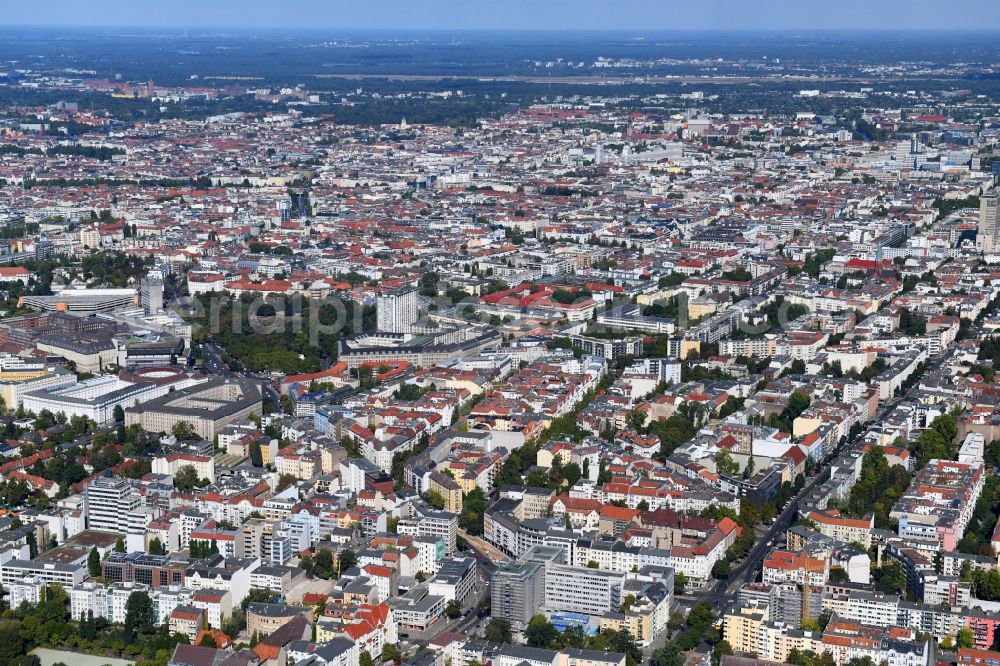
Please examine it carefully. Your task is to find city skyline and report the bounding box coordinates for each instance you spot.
[0,12,998,666]
[5,0,1000,32]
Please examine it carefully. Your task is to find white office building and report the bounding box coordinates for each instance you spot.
[543,562,625,617]
[0,560,87,587]
[376,287,419,333]
[7,576,46,608]
[84,476,142,533]
[978,187,1000,253]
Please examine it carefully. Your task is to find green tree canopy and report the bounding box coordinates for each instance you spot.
[485,618,512,643]
[525,614,560,648]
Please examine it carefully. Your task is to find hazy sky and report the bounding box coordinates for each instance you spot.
[6,0,1000,31]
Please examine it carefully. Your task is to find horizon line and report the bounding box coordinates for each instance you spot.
[3,24,1000,34]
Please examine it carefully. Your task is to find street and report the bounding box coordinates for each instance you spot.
[201,341,281,412]
[194,310,953,660]
[644,350,954,656]
[398,535,497,653]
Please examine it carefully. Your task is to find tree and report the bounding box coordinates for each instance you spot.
[299,553,313,576]
[460,487,487,536]
[561,462,582,487]
[249,439,263,467]
[873,563,907,596]
[525,614,560,648]
[961,560,973,583]
[525,470,551,489]
[190,539,220,559]
[359,652,376,666]
[716,448,739,476]
[589,628,643,666]
[115,537,126,553]
[174,464,200,491]
[598,457,612,484]
[382,643,400,663]
[199,633,218,648]
[124,590,155,642]
[0,623,26,663]
[222,608,248,638]
[841,443,913,530]
[712,641,734,666]
[712,559,731,579]
[149,537,165,555]
[674,572,688,595]
[88,546,102,577]
[426,489,447,509]
[312,550,335,579]
[899,308,927,336]
[484,618,512,643]
[625,409,646,431]
[33,583,69,630]
[445,599,463,618]
[276,473,298,492]
[113,404,125,423]
[357,366,375,391]
[828,566,850,584]
[79,610,97,640]
[338,549,358,573]
[784,391,811,422]
[396,383,424,401]
[958,627,975,649]
[986,439,1000,469]
[911,429,948,467]
[972,569,1000,600]
[171,420,197,441]
[652,643,686,666]
[911,413,958,467]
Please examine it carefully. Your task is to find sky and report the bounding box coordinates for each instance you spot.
[5,0,1000,32]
